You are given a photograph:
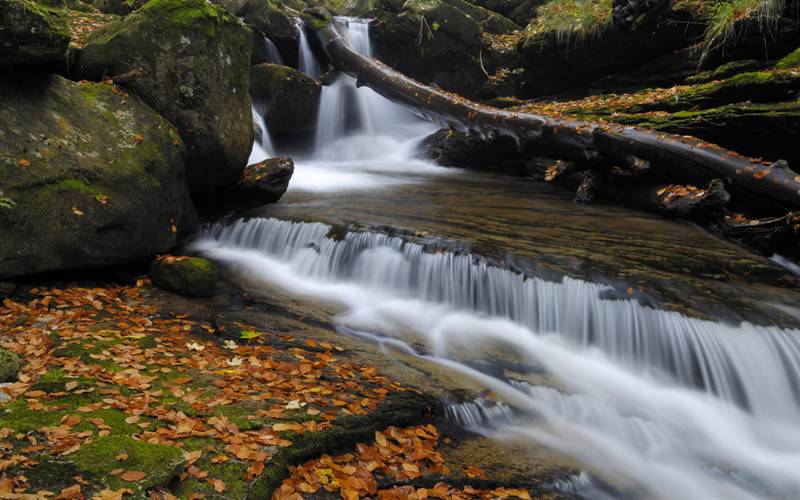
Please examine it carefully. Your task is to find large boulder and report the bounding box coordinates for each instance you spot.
[0,74,198,279]
[75,0,254,193]
[217,0,299,67]
[518,2,704,97]
[0,0,70,70]
[250,63,321,150]
[371,0,488,97]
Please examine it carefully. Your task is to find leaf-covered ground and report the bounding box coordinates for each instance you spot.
[0,281,546,499]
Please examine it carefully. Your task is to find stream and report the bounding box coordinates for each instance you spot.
[195,18,800,500]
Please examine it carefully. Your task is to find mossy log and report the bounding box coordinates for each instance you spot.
[319,24,800,214]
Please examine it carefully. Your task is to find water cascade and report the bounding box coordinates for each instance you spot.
[263,35,283,64]
[247,105,274,165]
[288,17,447,192]
[295,18,320,79]
[194,217,800,500]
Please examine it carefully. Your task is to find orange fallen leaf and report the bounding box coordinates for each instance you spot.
[120,470,147,482]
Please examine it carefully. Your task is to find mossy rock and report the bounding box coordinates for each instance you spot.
[231,0,299,67]
[441,0,518,34]
[371,0,488,97]
[69,435,184,496]
[776,47,800,69]
[250,63,321,150]
[0,349,20,383]
[686,59,763,84]
[75,0,254,193]
[150,256,217,297]
[610,101,800,168]
[626,70,800,114]
[0,74,197,279]
[86,0,148,14]
[0,0,70,70]
[230,157,294,205]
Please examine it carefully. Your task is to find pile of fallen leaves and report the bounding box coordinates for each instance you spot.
[67,10,118,48]
[276,425,531,500]
[0,282,402,498]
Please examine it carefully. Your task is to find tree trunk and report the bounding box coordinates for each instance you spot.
[319,24,800,214]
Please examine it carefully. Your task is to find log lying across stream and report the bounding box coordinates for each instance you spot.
[318,24,800,216]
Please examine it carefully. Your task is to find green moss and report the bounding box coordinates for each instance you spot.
[0,348,19,382]
[71,435,184,494]
[776,47,800,69]
[150,257,217,297]
[525,0,612,43]
[19,0,70,37]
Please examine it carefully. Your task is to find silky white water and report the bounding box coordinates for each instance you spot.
[247,105,274,165]
[295,18,321,79]
[263,35,283,65]
[193,217,800,499]
[288,17,448,192]
[224,16,800,500]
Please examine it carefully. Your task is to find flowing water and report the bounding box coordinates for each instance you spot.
[295,18,321,79]
[200,18,800,499]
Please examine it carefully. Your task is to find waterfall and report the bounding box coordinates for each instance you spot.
[194,216,800,500]
[248,105,274,165]
[286,17,444,192]
[295,18,320,79]
[310,17,433,159]
[264,35,283,65]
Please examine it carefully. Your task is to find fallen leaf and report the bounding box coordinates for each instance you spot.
[120,471,147,482]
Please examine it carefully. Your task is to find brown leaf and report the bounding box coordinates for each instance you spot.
[120,470,147,482]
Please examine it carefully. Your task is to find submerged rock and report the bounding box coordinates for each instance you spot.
[238,157,294,204]
[150,255,217,297]
[0,74,197,279]
[75,0,254,193]
[0,349,20,383]
[250,63,321,150]
[0,0,70,70]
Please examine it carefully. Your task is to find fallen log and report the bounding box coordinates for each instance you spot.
[319,23,800,213]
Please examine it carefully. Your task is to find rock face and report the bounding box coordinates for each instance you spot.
[238,157,294,204]
[0,0,70,70]
[75,0,254,193]
[0,74,198,279]
[235,0,299,67]
[250,63,321,150]
[0,349,20,383]
[518,4,704,97]
[371,0,488,97]
[150,255,217,297]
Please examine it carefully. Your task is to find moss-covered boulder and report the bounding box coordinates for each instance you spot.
[776,46,800,69]
[517,1,703,97]
[150,255,217,297]
[70,436,184,496]
[371,0,488,97]
[250,63,321,150]
[227,0,299,67]
[0,74,197,279]
[75,0,254,193]
[0,349,20,383]
[86,0,148,14]
[441,0,518,34]
[0,0,70,70]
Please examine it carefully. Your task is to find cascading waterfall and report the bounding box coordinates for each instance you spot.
[287,17,446,192]
[247,105,274,165]
[295,18,320,78]
[193,216,800,500]
[263,35,283,64]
